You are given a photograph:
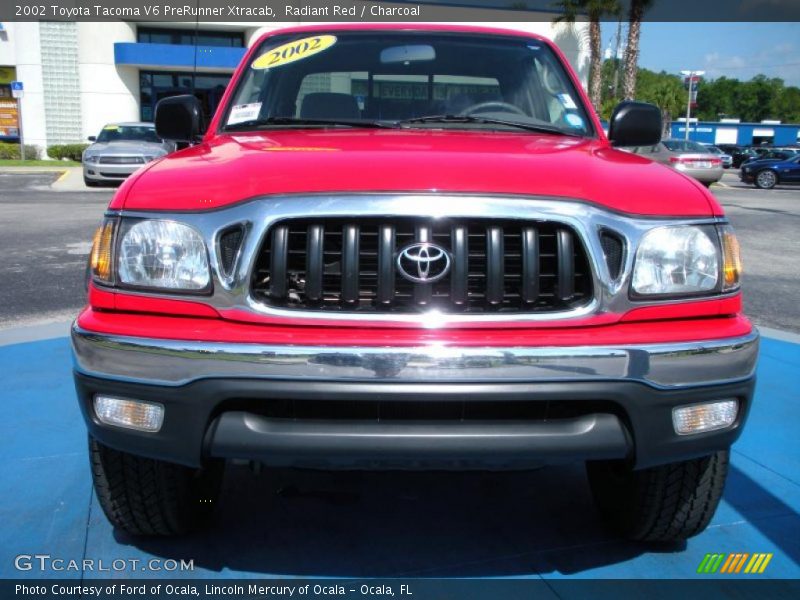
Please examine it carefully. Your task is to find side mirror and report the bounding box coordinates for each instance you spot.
[155,95,205,143]
[608,101,662,147]
[87,136,96,142]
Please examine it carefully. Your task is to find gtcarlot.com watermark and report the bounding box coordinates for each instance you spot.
[14,554,194,573]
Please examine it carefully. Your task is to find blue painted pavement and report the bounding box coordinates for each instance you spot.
[0,336,798,580]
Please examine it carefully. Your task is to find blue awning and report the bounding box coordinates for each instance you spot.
[114,42,245,71]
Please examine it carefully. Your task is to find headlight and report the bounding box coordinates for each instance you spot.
[632,226,719,296]
[84,155,99,164]
[118,220,210,291]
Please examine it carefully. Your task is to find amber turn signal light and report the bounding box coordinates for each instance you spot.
[90,219,115,284]
[719,225,742,291]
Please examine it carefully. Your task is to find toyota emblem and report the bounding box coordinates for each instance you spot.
[396,242,451,283]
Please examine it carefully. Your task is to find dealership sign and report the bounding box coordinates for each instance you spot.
[677,126,714,133]
[684,75,702,108]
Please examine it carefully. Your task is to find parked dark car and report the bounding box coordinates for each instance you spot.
[740,152,800,189]
[742,149,796,166]
[716,144,739,155]
[718,144,758,169]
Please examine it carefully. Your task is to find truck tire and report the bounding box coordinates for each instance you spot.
[586,450,729,542]
[89,436,223,536]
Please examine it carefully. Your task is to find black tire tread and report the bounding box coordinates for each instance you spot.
[89,436,220,536]
[587,451,729,542]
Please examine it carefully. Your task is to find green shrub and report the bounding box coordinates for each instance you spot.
[0,143,15,159]
[0,142,40,160]
[47,143,88,162]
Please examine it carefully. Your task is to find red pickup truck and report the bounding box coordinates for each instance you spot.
[72,24,757,541]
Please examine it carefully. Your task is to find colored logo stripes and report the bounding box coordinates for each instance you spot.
[697,553,773,574]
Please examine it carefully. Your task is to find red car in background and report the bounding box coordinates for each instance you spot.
[72,24,757,542]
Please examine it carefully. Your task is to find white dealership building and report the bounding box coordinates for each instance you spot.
[0,15,589,156]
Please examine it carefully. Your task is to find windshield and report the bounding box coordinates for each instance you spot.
[223,31,593,136]
[96,125,161,144]
[763,151,792,160]
[664,140,709,153]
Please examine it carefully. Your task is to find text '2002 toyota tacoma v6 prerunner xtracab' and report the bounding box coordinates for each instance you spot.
[72,24,758,541]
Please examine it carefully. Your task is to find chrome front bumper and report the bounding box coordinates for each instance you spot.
[72,325,759,469]
[71,324,759,390]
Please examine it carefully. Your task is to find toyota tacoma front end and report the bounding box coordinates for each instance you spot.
[72,25,758,540]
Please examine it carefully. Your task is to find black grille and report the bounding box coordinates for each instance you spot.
[600,231,624,280]
[98,156,144,164]
[251,218,593,314]
[222,398,619,422]
[218,226,244,278]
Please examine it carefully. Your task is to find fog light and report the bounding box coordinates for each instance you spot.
[673,400,738,435]
[94,395,164,432]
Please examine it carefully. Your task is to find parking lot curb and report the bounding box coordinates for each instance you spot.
[758,327,800,344]
[51,167,107,192]
[0,166,71,173]
[0,320,73,346]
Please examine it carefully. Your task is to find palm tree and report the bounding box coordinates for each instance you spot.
[553,0,621,112]
[621,0,653,100]
[643,80,684,137]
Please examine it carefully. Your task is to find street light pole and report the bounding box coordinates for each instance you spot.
[680,70,705,141]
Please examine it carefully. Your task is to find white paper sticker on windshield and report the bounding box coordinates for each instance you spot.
[227,102,262,125]
[565,113,585,128]
[558,94,578,110]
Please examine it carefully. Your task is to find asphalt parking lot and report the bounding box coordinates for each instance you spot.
[0,168,798,333]
[0,172,111,327]
[714,172,800,334]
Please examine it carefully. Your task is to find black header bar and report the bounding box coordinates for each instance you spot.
[3,0,800,22]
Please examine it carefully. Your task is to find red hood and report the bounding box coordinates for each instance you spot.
[112,130,720,216]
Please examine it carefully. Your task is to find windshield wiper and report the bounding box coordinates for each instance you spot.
[396,114,580,136]
[225,116,395,131]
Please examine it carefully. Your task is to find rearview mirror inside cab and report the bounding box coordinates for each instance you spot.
[380,45,436,64]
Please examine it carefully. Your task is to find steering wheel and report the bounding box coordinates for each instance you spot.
[458,101,527,117]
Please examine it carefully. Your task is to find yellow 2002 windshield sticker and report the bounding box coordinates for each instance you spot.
[252,35,337,70]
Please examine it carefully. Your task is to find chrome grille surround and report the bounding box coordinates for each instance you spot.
[104,193,732,327]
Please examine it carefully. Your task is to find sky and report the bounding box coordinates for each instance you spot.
[601,22,800,86]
